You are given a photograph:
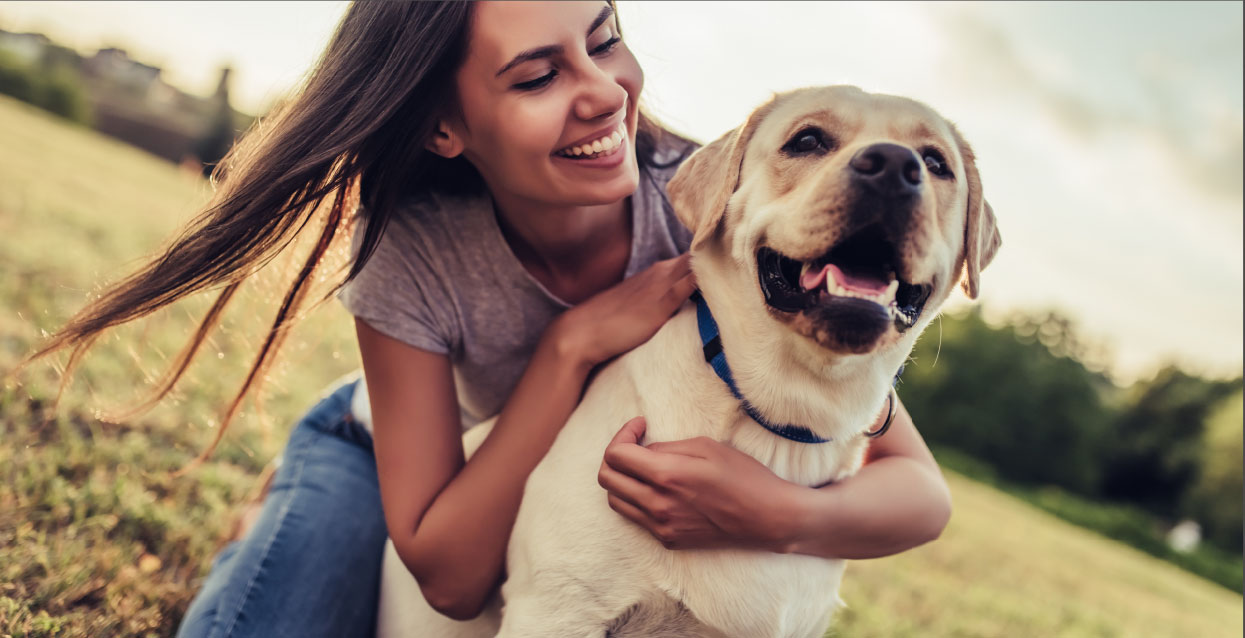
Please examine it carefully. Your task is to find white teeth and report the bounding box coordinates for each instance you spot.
[883,279,899,302]
[822,272,900,306]
[559,124,627,157]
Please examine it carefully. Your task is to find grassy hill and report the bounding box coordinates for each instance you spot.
[1,94,1240,637]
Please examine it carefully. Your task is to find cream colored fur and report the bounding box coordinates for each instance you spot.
[374,86,999,638]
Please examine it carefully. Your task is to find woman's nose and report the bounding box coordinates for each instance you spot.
[573,65,627,122]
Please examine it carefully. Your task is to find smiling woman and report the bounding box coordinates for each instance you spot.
[22,2,694,634]
[22,1,955,636]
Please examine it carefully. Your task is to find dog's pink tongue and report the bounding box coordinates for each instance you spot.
[828,264,890,294]
[800,264,829,290]
[801,264,890,294]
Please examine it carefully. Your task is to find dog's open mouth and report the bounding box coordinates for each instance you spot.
[757,225,932,332]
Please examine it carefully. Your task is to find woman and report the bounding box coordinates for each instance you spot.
[31,2,951,636]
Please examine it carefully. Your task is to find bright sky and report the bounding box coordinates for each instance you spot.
[2,1,1241,385]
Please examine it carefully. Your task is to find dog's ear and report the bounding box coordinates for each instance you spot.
[952,127,1001,299]
[668,100,774,251]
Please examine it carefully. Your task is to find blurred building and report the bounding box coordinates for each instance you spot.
[0,28,251,166]
[81,48,249,166]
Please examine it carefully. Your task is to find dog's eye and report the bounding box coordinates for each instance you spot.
[782,128,833,156]
[922,149,952,178]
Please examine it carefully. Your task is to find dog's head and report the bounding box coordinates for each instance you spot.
[670,86,1000,359]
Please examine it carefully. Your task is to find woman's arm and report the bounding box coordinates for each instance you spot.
[362,255,696,620]
[776,399,952,558]
[597,397,952,559]
[362,320,590,620]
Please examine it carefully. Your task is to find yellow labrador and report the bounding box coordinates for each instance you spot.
[376,85,1000,638]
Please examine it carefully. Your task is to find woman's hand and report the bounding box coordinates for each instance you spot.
[598,400,952,560]
[548,254,696,369]
[596,417,796,551]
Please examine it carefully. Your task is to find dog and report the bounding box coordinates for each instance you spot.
[374,85,1001,638]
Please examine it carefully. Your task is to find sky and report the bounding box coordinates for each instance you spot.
[1,1,1241,385]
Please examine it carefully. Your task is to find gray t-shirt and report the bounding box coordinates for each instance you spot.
[339,159,691,430]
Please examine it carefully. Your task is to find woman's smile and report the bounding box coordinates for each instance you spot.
[555,120,627,158]
[553,120,629,169]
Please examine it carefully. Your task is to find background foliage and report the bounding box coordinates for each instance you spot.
[901,308,1242,590]
[0,49,90,124]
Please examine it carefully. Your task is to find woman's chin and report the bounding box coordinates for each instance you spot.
[576,180,639,207]
[555,163,639,206]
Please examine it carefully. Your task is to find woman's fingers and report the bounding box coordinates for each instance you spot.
[600,420,737,550]
[602,433,670,484]
[608,416,647,447]
[598,462,667,520]
[665,271,698,314]
[600,417,667,510]
[602,417,667,486]
[664,252,692,273]
[605,494,680,547]
[645,437,713,459]
[604,480,698,550]
[561,253,696,367]
[602,422,715,494]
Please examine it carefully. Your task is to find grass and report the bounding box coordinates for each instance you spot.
[1,94,1241,637]
[932,446,1243,593]
[0,95,358,637]
[835,473,1241,637]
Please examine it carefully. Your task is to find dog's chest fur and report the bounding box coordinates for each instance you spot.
[626,304,872,487]
[499,305,871,638]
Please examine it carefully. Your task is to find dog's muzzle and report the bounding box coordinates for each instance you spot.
[757,235,931,331]
[756,144,936,347]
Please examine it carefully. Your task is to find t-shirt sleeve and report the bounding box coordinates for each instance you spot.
[645,149,695,255]
[338,207,459,355]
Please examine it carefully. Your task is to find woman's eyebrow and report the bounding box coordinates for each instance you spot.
[494,4,615,77]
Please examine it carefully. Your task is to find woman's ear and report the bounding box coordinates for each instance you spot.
[425,120,466,158]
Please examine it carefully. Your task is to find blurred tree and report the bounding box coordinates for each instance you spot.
[0,50,38,103]
[0,50,91,125]
[39,43,84,74]
[40,67,92,125]
[1182,391,1243,550]
[1100,367,1239,517]
[900,308,1115,494]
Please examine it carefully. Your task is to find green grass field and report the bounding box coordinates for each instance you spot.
[1,94,1240,637]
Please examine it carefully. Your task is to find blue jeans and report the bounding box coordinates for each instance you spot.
[177,377,387,638]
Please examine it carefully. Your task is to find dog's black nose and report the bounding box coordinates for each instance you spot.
[848,143,923,198]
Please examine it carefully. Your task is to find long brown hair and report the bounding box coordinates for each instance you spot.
[21,1,688,465]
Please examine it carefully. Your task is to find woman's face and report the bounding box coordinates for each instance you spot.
[438,1,644,208]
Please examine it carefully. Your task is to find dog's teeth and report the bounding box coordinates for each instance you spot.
[883,280,899,304]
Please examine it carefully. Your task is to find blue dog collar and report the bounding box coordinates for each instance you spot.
[691,291,903,444]
[693,292,832,444]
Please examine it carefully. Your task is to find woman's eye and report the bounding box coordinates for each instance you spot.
[513,71,557,91]
[922,150,951,177]
[591,36,621,56]
[781,128,832,156]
